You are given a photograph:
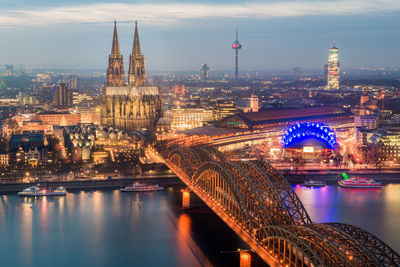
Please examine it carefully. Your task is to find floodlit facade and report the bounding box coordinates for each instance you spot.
[326,45,340,90]
[372,130,400,163]
[101,21,163,132]
[166,107,213,131]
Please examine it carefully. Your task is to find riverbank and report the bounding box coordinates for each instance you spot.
[0,176,183,193]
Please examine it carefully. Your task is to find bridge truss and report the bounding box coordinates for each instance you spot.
[165,146,400,267]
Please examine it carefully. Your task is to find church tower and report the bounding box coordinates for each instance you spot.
[107,21,125,86]
[250,90,259,113]
[128,21,146,87]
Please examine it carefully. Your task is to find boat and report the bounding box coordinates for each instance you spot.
[120,182,164,192]
[302,180,326,187]
[338,177,381,188]
[18,185,67,196]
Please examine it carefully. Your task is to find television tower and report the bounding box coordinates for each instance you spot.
[232,26,242,82]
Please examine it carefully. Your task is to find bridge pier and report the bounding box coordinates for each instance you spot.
[181,189,191,209]
[239,251,251,267]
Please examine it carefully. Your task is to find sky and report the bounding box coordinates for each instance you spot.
[0,0,399,72]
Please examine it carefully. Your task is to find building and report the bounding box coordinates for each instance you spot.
[101,21,163,132]
[54,83,72,107]
[0,153,8,166]
[218,106,352,131]
[35,112,81,126]
[70,75,77,89]
[8,133,49,165]
[371,129,400,164]
[72,90,94,106]
[214,100,237,120]
[5,65,13,76]
[200,64,209,82]
[326,44,340,90]
[354,115,378,130]
[250,91,259,113]
[174,84,185,98]
[166,107,213,131]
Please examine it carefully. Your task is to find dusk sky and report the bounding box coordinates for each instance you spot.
[1,0,399,71]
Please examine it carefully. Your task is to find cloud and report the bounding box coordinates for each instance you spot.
[0,0,399,26]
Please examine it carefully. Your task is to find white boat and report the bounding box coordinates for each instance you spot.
[120,182,164,192]
[338,177,381,188]
[18,185,67,196]
[302,180,326,187]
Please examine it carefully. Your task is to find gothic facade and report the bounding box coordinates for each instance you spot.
[101,21,163,132]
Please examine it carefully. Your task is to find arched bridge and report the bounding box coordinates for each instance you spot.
[164,146,400,267]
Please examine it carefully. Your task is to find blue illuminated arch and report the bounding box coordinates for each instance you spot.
[282,122,336,149]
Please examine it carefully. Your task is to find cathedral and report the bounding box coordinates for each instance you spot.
[101,21,163,133]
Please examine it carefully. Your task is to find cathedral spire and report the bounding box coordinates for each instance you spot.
[107,20,125,86]
[129,20,146,87]
[132,21,142,58]
[111,20,121,59]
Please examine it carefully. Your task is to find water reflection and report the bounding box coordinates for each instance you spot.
[293,184,400,252]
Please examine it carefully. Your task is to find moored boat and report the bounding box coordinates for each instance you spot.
[302,180,326,187]
[18,185,67,196]
[120,182,164,192]
[338,177,381,188]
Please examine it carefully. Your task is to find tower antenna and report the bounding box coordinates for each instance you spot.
[232,25,242,83]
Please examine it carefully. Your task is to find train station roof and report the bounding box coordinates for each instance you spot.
[217,106,351,130]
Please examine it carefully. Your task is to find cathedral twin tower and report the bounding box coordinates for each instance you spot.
[101,21,163,132]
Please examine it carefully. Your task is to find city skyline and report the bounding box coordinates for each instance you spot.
[0,0,399,71]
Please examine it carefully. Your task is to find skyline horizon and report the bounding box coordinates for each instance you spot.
[1,1,399,71]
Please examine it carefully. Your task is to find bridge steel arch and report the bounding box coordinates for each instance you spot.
[255,160,312,225]
[165,146,400,266]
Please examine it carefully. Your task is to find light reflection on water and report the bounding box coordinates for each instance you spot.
[294,183,400,252]
[0,189,203,267]
[1,184,399,266]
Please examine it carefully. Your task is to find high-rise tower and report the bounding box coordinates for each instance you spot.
[232,26,242,82]
[326,43,340,90]
[128,21,146,87]
[54,83,72,108]
[107,21,125,87]
[200,64,209,83]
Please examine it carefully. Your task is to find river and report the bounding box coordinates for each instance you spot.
[0,183,399,266]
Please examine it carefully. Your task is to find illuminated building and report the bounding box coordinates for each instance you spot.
[218,107,351,130]
[0,153,9,166]
[53,83,72,107]
[326,44,340,90]
[200,64,209,82]
[72,91,94,105]
[101,21,163,132]
[166,107,213,131]
[174,84,185,98]
[282,122,336,159]
[354,115,378,130]
[64,124,134,162]
[35,112,81,126]
[214,100,237,120]
[8,133,49,165]
[77,107,101,125]
[371,129,400,163]
[250,91,259,112]
[236,92,259,113]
